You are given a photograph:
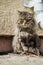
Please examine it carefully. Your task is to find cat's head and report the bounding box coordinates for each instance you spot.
[18,11,33,20]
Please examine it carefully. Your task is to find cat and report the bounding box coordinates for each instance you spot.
[14,11,40,55]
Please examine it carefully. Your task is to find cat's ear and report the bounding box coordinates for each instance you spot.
[18,11,22,15]
[27,7,34,14]
[30,7,34,11]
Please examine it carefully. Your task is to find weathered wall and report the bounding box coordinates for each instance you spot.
[0,0,43,35]
[0,0,34,35]
[35,23,43,36]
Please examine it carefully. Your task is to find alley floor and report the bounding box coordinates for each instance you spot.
[0,53,43,65]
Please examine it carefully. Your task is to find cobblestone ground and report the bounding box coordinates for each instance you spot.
[0,54,43,65]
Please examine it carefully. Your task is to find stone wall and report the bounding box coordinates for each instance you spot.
[0,0,43,35]
[0,0,34,35]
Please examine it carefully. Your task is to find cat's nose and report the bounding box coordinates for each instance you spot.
[22,20,26,25]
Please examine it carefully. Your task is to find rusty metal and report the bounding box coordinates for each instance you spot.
[40,37,43,55]
[0,36,13,52]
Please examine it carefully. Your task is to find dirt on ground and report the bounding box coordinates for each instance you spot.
[0,53,43,65]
